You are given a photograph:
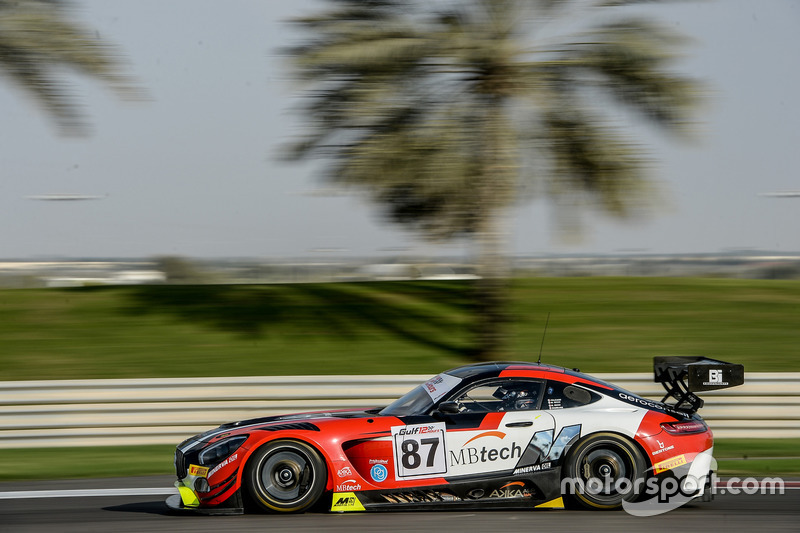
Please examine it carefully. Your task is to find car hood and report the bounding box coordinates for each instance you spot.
[220,408,381,429]
[180,408,383,447]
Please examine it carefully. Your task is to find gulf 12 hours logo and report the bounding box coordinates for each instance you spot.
[391,422,447,479]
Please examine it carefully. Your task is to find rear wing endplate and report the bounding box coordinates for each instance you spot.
[654,356,745,413]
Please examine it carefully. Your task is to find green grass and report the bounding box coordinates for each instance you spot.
[0,440,795,482]
[2,279,798,482]
[715,458,800,477]
[0,445,176,481]
[713,439,800,476]
[1,277,799,379]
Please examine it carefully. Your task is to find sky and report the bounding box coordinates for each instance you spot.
[1,0,799,260]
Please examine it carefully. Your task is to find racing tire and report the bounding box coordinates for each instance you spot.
[244,439,327,513]
[562,432,646,510]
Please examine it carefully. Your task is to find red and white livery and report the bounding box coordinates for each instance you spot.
[167,357,743,514]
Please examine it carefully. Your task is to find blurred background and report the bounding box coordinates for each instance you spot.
[0,0,799,483]
[1,0,799,262]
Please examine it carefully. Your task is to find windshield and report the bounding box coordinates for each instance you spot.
[380,385,433,416]
[380,373,462,416]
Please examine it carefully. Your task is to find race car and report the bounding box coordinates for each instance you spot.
[166,357,743,514]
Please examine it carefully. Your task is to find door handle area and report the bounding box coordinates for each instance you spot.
[504,421,533,427]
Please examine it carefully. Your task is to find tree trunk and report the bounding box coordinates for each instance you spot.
[471,95,515,361]
[472,208,510,361]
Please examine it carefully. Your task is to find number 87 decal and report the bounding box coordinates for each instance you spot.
[391,423,448,479]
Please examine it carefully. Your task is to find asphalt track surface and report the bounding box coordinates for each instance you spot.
[1,475,798,533]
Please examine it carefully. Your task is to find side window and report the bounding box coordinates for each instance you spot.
[451,380,544,412]
[543,381,600,409]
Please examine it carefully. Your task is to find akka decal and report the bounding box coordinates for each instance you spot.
[391,422,447,479]
[489,481,532,499]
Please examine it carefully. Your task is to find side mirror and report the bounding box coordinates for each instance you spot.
[436,401,461,414]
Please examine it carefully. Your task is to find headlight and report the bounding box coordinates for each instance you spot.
[198,435,248,466]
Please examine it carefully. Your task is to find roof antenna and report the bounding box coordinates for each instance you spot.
[537,312,551,365]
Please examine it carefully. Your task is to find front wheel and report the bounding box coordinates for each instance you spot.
[562,432,646,510]
[244,439,327,513]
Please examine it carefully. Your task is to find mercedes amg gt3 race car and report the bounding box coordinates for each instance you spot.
[166,357,743,514]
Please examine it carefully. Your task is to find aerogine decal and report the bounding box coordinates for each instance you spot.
[616,392,684,417]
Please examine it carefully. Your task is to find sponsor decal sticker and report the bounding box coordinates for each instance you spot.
[207,453,238,477]
[513,461,552,475]
[422,373,462,402]
[391,422,447,479]
[654,454,687,474]
[651,441,675,456]
[370,463,388,482]
[369,458,388,465]
[703,369,729,386]
[449,431,523,467]
[188,464,209,478]
[463,430,505,446]
[617,392,684,417]
[336,480,362,492]
[337,466,353,477]
[330,492,365,512]
[489,481,532,499]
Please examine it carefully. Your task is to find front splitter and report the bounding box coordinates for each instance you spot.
[165,494,243,515]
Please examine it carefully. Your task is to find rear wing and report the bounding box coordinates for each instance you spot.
[654,356,745,413]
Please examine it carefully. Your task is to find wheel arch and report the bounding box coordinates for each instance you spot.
[563,429,650,471]
[237,432,337,495]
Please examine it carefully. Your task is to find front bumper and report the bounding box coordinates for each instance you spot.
[165,480,244,515]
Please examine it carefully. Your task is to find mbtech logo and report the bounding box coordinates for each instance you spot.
[449,431,522,466]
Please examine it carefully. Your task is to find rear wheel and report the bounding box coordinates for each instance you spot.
[244,439,327,513]
[562,432,646,510]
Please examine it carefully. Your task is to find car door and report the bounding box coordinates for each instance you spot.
[379,380,555,484]
[438,379,556,478]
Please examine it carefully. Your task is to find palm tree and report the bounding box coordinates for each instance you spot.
[0,0,140,134]
[284,0,699,359]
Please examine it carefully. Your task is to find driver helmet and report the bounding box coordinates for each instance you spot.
[496,385,538,410]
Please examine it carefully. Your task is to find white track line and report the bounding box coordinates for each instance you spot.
[0,487,177,499]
